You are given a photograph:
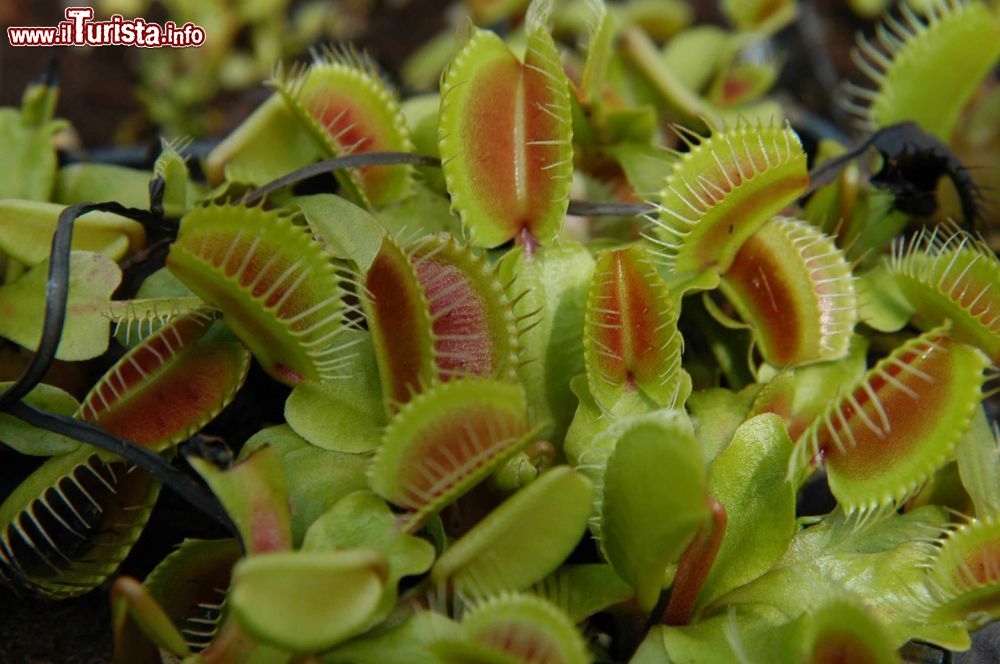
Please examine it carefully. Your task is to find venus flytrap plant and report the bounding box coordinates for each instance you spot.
[646,120,809,280]
[439,0,574,248]
[1,0,1000,661]
[274,47,415,208]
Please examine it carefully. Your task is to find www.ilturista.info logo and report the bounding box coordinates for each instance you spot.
[7,7,205,48]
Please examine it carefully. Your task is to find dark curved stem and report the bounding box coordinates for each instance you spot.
[7,402,236,533]
[242,151,442,205]
[566,200,655,217]
[0,203,155,410]
[661,498,728,626]
[241,150,658,218]
[0,201,237,537]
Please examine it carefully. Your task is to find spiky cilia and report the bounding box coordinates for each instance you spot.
[924,513,1000,626]
[719,216,857,367]
[438,0,574,248]
[167,202,357,385]
[789,328,991,518]
[369,379,535,532]
[77,311,250,452]
[363,233,521,412]
[0,448,161,598]
[842,0,1000,140]
[647,119,809,276]
[273,47,414,207]
[888,223,1000,362]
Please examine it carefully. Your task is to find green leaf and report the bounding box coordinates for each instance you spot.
[686,385,758,462]
[230,548,388,654]
[0,199,146,266]
[189,445,293,554]
[203,93,321,187]
[304,490,435,587]
[438,10,574,247]
[325,611,459,664]
[495,242,594,442]
[432,466,592,596]
[440,593,589,664]
[290,194,386,273]
[856,261,915,333]
[0,107,57,200]
[56,163,152,211]
[0,251,121,361]
[369,379,534,530]
[698,413,795,611]
[0,381,79,456]
[285,333,385,453]
[167,202,354,385]
[111,576,191,661]
[530,564,632,622]
[242,425,370,545]
[600,410,710,611]
[955,407,1000,517]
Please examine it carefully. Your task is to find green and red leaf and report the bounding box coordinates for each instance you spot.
[584,245,683,410]
[647,120,808,276]
[439,5,574,248]
[719,217,857,367]
[167,203,354,385]
[275,49,414,207]
[369,379,534,532]
[78,312,250,453]
[789,329,991,516]
[363,234,520,412]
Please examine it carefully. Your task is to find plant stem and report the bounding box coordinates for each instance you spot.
[661,498,727,626]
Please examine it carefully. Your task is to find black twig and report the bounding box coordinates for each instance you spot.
[0,201,237,537]
[241,151,442,205]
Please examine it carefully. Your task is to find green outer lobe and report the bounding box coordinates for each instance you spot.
[203,93,321,187]
[77,314,250,453]
[190,446,293,554]
[857,1,1000,140]
[889,228,1000,363]
[439,24,573,247]
[600,411,709,611]
[167,203,349,385]
[364,235,436,409]
[496,242,593,443]
[0,381,80,456]
[720,217,856,367]
[143,538,241,652]
[369,380,532,529]
[229,549,388,654]
[431,466,592,596]
[0,198,146,266]
[927,514,1000,625]
[0,251,122,361]
[281,57,414,207]
[584,245,682,410]
[455,593,589,664]
[697,413,795,612]
[652,122,808,276]
[792,332,989,513]
[0,448,161,598]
